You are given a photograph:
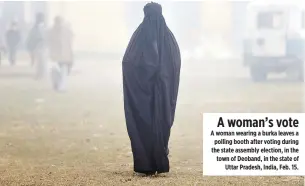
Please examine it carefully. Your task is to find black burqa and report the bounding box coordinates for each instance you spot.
[122,2,181,174]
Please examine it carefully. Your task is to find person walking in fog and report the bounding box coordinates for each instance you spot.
[48,16,74,92]
[5,21,21,66]
[26,13,48,79]
[0,32,5,66]
[0,18,4,65]
[122,2,181,176]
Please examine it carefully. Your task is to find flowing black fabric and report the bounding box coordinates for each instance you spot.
[122,2,181,174]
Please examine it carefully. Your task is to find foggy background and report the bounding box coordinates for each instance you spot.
[0,1,303,185]
[0,1,247,60]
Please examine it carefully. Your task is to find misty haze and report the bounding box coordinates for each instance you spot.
[0,1,303,185]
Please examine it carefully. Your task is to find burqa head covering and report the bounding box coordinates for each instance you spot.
[143,2,162,17]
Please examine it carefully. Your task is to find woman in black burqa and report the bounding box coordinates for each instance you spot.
[122,2,181,175]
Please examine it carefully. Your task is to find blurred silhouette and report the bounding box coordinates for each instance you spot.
[0,18,2,65]
[122,2,181,176]
[0,31,4,66]
[49,16,74,92]
[5,21,21,66]
[26,12,48,79]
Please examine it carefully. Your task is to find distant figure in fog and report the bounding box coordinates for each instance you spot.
[27,13,48,79]
[0,19,3,65]
[5,21,21,66]
[0,30,5,66]
[122,2,181,176]
[48,16,74,92]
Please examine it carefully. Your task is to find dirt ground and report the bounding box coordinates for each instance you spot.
[0,58,304,185]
